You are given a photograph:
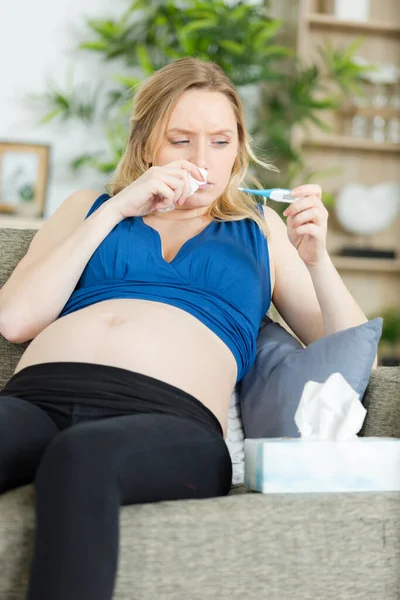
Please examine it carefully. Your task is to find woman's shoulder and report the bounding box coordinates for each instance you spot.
[259,204,290,295]
[80,190,111,218]
[260,203,283,223]
[260,204,288,245]
[68,189,103,203]
[59,189,104,217]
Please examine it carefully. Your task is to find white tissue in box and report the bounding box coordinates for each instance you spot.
[244,437,400,493]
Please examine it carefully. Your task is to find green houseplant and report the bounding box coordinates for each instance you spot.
[32,0,371,210]
[14,184,40,218]
[376,307,400,366]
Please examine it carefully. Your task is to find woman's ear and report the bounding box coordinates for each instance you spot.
[142,155,152,167]
[142,145,152,165]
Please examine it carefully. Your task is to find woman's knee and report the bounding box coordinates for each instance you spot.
[35,422,119,489]
[0,395,58,492]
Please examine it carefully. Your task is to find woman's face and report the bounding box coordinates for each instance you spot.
[154,89,239,212]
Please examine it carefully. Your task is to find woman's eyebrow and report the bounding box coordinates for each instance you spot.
[167,128,234,135]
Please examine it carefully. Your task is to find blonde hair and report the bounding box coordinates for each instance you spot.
[106,57,278,238]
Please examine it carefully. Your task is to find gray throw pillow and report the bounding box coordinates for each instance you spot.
[239,316,383,439]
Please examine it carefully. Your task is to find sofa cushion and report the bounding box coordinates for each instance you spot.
[360,367,400,438]
[225,387,245,485]
[1,485,399,600]
[239,316,383,439]
[0,228,36,389]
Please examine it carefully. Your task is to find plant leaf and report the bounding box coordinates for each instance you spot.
[219,40,244,56]
[136,44,154,74]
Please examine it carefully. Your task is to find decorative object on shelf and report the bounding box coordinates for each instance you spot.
[304,133,400,152]
[341,60,400,143]
[346,84,370,139]
[323,0,370,22]
[388,83,400,143]
[334,182,400,259]
[0,141,50,217]
[369,65,400,143]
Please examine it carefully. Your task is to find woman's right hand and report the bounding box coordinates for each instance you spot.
[110,160,205,219]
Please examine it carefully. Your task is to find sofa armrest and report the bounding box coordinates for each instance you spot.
[360,367,400,438]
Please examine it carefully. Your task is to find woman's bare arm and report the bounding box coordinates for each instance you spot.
[0,191,123,343]
[264,205,377,368]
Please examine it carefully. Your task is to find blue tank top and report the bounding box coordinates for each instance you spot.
[59,193,272,382]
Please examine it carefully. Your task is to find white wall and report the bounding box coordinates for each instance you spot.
[0,0,127,216]
[0,0,260,218]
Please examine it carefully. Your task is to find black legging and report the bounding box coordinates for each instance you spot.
[0,362,232,600]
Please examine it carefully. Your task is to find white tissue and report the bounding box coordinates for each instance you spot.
[157,167,208,211]
[187,167,208,196]
[294,372,367,441]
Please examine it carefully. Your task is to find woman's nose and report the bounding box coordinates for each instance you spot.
[189,141,208,170]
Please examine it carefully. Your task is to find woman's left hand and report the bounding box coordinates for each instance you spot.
[282,184,329,268]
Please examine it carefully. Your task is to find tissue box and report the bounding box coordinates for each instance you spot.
[244,437,400,493]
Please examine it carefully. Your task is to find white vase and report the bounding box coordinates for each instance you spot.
[334,0,370,22]
[334,182,400,236]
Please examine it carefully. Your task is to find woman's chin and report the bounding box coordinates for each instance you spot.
[186,187,218,204]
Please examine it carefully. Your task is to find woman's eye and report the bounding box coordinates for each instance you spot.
[170,140,230,146]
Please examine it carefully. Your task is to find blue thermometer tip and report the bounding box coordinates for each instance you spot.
[238,187,295,202]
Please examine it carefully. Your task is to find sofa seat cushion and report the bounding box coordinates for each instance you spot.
[1,485,399,600]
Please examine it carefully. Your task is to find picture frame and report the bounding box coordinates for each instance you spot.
[0,141,50,217]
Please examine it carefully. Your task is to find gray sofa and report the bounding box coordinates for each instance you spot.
[1,227,400,600]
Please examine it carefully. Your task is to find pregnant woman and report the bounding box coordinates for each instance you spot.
[0,57,370,600]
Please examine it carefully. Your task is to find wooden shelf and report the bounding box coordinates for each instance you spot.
[302,134,400,153]
[340,105,400,120]
[332,256,400,272]
[0,214,45,229]
[308,13,400,35]
[287,0,400,317]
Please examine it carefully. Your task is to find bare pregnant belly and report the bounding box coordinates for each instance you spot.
[14,299,238,437]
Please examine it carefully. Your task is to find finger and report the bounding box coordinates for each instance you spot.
[292,223,320,238]
[162,167,193,180]
[180,160,205,182]
[155,168,193,205]
[176,170,191,205]
[152,181,176,205]
[290,207,324,228]
[162,169,191,204]
[157,173,186,198]
[291,184,322,198]
[284,195,321,217]
[168,160,205,181]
